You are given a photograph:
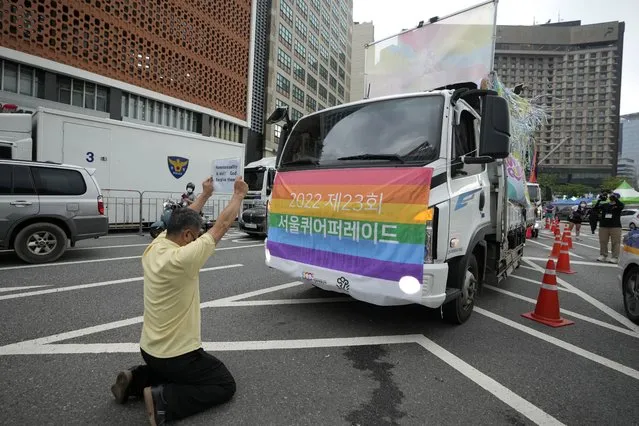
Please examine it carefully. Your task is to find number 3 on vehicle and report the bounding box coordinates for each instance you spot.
[86,152,94,163]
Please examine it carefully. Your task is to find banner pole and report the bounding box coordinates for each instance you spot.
[489,0,499,71]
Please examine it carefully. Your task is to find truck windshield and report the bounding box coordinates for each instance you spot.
[279,95,444,169]
[527,184,540,201]
[244,168,265,191]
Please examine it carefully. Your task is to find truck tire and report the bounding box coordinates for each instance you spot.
[442,253,479,325]
[14,222,68,264]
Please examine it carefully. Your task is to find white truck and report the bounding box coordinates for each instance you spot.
[264,86,527,324]
[238,156,276,237]
[0,107,245,228]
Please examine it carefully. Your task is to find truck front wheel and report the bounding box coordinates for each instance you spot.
[442,253,479,324]
[14,222,68,264]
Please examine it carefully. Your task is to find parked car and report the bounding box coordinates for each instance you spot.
[620,208,639,230]
[619,233,639,324]
[0,159,109,264]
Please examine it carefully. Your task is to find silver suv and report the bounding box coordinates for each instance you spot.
[0,159,108,264]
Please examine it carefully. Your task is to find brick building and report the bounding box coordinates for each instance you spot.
[0,0,261,160]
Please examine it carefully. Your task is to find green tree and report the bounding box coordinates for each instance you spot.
[601,176,626,192]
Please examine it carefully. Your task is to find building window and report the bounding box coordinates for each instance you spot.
[57,76,109,112]
[292,85,305,106]
[308,53,319,73]
[328,93,336,107]
[280,0,293,26]
[307,74,317,93]
[309,33,319,52]
[291,108,303,121]
[121,92,203,135]
[293,62,306,84]
[317,103,325,111]
[329,75,337,90]
[319,65,328,82]
[330,57,338,73]
[276,73,291,97]
[296,0,308,17]
[337,83,344,99]
[311,0,320,11]
[321,27,330,45]
[306,96,317,112]
[279,24,293,49]
[309,13,320,32]
[277,48,292,74]
[318,84,327,102]
[1,60,45,99]
[295,17,307,41]
[294,39,306,61]
[338,67,345,82]
[320,45,329,64]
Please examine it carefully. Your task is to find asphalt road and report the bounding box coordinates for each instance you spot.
[0,225,638,426]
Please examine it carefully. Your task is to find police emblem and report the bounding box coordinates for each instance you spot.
[167,156,189,179]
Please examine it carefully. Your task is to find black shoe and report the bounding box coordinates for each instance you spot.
[111,370,133,404]
[144,385,167,426]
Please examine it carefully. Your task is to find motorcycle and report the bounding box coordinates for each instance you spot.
[149,199,180,239]
[149,199,213,239]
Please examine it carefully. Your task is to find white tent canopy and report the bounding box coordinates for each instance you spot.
[614,181,639,204]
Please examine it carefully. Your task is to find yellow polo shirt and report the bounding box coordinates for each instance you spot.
[139,230,216,358]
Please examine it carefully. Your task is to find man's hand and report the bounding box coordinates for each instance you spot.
[234,176,249,198]
[202,177,214,198]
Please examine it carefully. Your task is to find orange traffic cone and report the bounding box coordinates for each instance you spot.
[551,222,557,234]
[545,218,550,230]
[522,260,574,327]
[549,232,562,258]
[556,239,576,274]
[562,229,573,250]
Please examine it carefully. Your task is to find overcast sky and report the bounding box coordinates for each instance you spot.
[353,0,637,115]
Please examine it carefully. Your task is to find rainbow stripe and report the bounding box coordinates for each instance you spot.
[266,167,433,282]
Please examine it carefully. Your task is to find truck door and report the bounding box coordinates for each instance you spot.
[0,164,40,246]
[448,108,491,258]
[61,122,111,188]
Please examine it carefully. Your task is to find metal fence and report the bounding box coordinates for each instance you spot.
[103,189,233,233]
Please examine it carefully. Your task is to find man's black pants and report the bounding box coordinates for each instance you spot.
[128,348,236,421]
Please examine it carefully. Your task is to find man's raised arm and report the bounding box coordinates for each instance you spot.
[208,176,249,244]
[188,177,214,213]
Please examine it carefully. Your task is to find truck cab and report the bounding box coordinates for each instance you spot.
[0,113,33,160]
[264,87,526,324]
[238,156,276,237]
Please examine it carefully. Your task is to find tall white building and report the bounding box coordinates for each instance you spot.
[350,21,374,101]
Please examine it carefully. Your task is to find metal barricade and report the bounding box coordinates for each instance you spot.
[102,189,143,233]
[102,188,234,233]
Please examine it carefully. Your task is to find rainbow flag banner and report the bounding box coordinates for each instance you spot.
[266,167,433,291]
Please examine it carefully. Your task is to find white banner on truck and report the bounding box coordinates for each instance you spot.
[212,158,241,193]
[364,0,497,99]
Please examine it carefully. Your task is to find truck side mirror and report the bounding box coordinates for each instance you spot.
[266,186,272,196]
[479,95,510,159]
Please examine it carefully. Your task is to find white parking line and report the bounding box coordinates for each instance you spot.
[2,281,304,347]
[524,257,618,268]
[0,333,565,425]
[526,239,585,259]
[476,307,639,380]
[510,274,573,293]
[414,336,564,426]
[0,285,50,293]
[0,244,265,272]
[0,264,242,301]
[522,259,639,334]
[483,284,639,339]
